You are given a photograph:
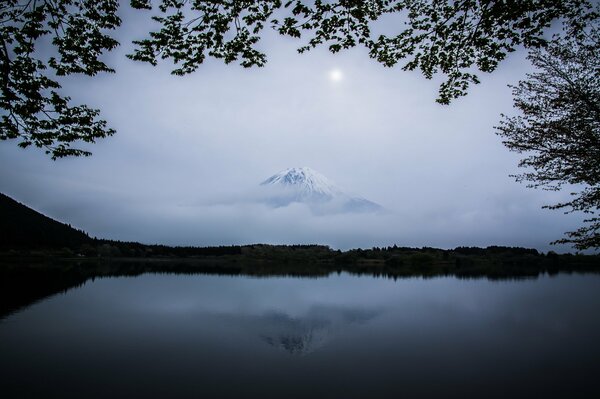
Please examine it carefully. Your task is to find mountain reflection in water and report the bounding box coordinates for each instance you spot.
[1,271,600,399]
[260,308,379,355]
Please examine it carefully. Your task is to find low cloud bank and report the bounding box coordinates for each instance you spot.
[67,193,583,253]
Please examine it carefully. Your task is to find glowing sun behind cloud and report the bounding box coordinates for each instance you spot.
[329,69,343,82]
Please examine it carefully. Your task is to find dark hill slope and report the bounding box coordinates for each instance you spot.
[0,193,91,249]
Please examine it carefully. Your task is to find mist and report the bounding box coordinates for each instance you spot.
[0,5,586,252]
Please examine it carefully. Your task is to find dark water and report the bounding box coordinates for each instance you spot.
[1,273,599,398]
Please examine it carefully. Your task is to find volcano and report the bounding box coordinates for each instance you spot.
[260,167,382,213]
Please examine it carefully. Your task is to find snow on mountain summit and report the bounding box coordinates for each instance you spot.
[261,167,342,200]
[260,167,382,213]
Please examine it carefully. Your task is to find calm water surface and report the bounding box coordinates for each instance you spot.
[1,273,599,398]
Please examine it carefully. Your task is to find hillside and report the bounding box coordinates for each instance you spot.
[0,192,598,280]
[0,193,91,249]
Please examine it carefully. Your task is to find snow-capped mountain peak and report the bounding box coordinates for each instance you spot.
[261,167,342,199]
[259,167,382,213]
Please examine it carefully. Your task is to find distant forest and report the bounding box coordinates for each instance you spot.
[1,192,599,281]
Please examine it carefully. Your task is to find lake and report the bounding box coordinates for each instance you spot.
[1,272,599,398]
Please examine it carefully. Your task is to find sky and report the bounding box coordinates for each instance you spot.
[0,5,587,252]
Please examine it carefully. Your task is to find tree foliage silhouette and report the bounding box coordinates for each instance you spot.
[1,0,596,157]
[129,0,594,105]
[0,0,120,159]
[496,23,600,250]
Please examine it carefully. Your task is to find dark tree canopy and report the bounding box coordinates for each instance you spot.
[0,0,120,159]
[129,0,595,104]
[496,24,600,250]
[1,0,597,158]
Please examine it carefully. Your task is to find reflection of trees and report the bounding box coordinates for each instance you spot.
[0,271,88,320]
[259,308,378,356]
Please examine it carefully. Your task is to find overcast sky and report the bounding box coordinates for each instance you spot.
[0,5,586,251]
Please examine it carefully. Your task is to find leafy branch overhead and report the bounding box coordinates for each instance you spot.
[128,0,596,104]
[1,0,596,159]
[0,0,120,159]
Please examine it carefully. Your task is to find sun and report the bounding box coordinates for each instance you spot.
[329,69,343,82]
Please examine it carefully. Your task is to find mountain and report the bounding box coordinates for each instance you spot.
[261,167,342,202]
[0,193,91,249]
[260,167,382,213]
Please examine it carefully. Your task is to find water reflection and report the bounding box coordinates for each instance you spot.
[1,272,600,398]
[0,271,87,319]
[260,307,379,355]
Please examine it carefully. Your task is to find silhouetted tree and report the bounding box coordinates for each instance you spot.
[1,1,597,157]
[129,0,594,105]
[496,23,600,250]
[0,0,120,158]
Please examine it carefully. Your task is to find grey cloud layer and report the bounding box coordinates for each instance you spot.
[0,8,585,252]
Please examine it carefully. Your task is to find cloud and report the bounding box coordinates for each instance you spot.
[195,181,383,216]
[48,187,579,253]
[0,10,588,253]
